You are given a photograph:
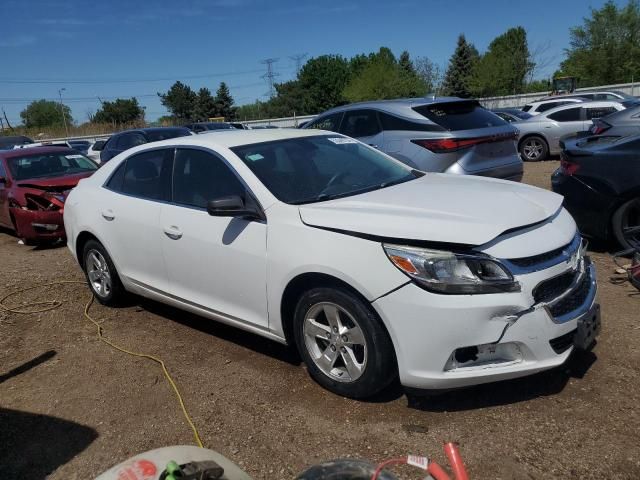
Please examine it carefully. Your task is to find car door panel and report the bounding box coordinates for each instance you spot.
[160,148,268,327]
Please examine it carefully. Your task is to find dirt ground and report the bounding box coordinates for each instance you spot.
[1,160,639,480]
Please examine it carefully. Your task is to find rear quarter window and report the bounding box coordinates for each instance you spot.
[412,101,507,131]
[378,112,444,131]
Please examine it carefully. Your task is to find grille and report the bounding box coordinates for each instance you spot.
[548,270,592,318]
[509,244,568,268]
[533,270,577,304]
[549,329,577,354]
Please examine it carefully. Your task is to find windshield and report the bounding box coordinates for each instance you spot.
[231,135,419,205]
[7,152,98,180]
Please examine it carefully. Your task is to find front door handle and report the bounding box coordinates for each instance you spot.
[101,209,115,221]
[163,226,183,240]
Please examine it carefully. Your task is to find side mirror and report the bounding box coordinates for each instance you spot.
[207,195,263,220]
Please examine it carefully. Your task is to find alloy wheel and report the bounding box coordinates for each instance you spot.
[86,249,112,298]
[303,302,368,383]
[522,138,544,161]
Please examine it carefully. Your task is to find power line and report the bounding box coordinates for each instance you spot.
[289,53,308,76]
[260,58,280,98]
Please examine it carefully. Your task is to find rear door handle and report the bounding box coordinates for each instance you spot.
[101,209,115,221]
[163,226,183,240]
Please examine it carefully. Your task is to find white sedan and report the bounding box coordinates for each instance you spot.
[64,129,600,398]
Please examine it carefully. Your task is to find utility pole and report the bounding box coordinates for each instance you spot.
[58,88,69,137]
[289,53,308,76]
[261,58,280,98]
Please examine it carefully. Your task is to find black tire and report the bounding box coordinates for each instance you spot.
[519,135,549,162]
[293,287,396,399]
[612,198,640,250]
[82,239,125,306]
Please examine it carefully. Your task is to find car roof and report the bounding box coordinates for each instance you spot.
[0,146,76,159]
[541,100,623,116]
[113,126,191,136]
[122,128,336,151]
[528,98,586,106]
[322,96,471,113]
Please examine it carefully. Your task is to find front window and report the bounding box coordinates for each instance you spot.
[7,152,97,180]
[231,135,418,205]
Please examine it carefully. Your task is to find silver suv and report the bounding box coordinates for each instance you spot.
[303,97,523,181]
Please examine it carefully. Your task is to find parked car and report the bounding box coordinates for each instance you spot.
[303,98,523,181]
[68,140,91,154]
[87,139,108,163]
[553,134,640,250]
[540,90,636,102]
[491,108,533,123]
[184,122,236,133]
[100,127,192,162]
[230,122,248,130]
[587,104,640,137]
[521,98,586,116]
[515,101,626,161]
[0,146,98,244]
[0,135,33,150]
[64,129,599,398]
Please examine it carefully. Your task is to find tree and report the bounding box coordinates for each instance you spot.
[399,50,416,75]
[20,99,72,128]
[414,57,444,94]
[93,98,144,124]
[298,55,351,112]
[193,88,218,121]
[214,82,238,121]
[442,35,479,98]
[158,81,197,121]
[471,27,534,97]
[559,0,640,86]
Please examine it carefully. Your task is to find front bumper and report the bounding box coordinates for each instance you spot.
[372,254,598,390]
[11,208,65,242]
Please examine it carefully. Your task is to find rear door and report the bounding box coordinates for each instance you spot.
[546,107,585,148]
[339,109,384,149]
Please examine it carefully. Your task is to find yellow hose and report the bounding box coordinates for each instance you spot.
[0,281,204,448]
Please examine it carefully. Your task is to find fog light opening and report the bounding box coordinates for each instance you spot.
[445,342,524,371]
[454,346,479,364]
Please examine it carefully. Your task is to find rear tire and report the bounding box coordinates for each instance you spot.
[612,198,640,250]
[519,136,549,162]
[82,239,125,306]
[293,287,396,399]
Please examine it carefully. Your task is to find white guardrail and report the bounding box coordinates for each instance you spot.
[35,81,640,143]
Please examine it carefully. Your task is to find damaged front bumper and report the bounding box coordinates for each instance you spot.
[11,207,65,242]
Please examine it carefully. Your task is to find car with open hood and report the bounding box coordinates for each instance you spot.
[0,146,98,244]
[63,129,600,398]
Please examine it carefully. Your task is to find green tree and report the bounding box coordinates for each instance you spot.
[158,81,197,121]
[471,27,534,97]
[266,80,309,117]
[193,87,217,121]
[414,57,443,94]
[442,35,479,98]
[399,50,416,75]
[298,55,351,112]
[214,82,238,121]
[20,99,73,128]
[93,98,144,124]
[559,0,640,86]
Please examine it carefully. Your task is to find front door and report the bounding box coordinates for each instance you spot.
[160,147,268,327]
[340,109,385,150]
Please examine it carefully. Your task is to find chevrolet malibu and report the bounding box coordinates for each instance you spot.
[64,129,600,398]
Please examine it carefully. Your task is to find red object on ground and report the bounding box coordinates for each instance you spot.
[0,147,95,243]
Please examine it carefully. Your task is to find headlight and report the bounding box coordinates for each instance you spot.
[383,244,520,294]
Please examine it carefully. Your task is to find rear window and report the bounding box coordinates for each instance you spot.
[378,112,444,132]
[522,105,532,112]
[412,101,506,131]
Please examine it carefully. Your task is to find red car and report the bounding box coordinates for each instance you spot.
[0,146,98,244]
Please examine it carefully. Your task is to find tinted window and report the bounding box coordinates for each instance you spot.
[378,112,443,131]
[121,149,173,200]
[522,105,532,112]
[340,110,381,137]
[7,152,97,180]
[494,112,514,122]
[585,106,617,120]
[172,149,245,208]
[106,162,126,191]
[537,101,570,113]
[145,128,192,142]
[306,112,343,132]
[548,107,582,122]
[231,135,415,205]
[116,133,147,150]
[413,101,506,131]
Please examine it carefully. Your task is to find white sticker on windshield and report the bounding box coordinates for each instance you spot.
[65,154,84,159]
[246,153,264,161]
[327,137,357,144]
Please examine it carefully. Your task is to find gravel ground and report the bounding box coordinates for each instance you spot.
[1,160,639,480]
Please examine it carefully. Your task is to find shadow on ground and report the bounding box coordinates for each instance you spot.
[0,408,98,478]
[405,349,597,412]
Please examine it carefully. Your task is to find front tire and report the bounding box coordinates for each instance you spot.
[82,239,125,305]
[293,287,396,399]
[612,198,640,250]
[519,136,549,161]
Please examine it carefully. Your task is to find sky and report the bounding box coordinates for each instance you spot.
[0,0,623,124]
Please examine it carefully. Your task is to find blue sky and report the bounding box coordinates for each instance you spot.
[0,0,621,124]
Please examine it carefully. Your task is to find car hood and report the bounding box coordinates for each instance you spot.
[298,174,563,246]
[16,172,95,191]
